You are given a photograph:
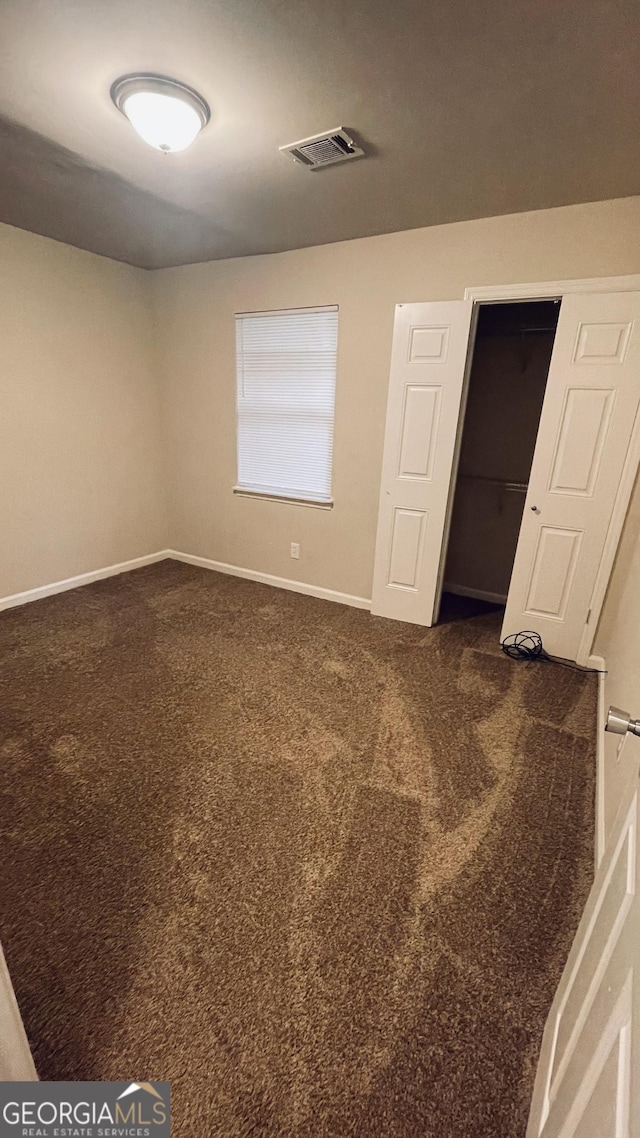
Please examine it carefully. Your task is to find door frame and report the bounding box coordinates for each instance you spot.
[455,274,640,666]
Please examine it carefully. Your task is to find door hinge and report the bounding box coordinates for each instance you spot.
[586,607,592,624]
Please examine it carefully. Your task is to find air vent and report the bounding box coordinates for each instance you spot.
[280,128,364,170]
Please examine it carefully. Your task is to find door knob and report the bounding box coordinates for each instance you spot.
[530,505,540,513]
[605,706,640,737]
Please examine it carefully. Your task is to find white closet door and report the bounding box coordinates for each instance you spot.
[0,944,37,1080]
[503,292,640,660]
[371,301,473,625]
[527,758,640,1138]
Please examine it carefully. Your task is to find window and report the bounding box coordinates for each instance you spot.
[235,306,338,505]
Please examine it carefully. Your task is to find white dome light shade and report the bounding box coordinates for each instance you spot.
[111,75,210,153]
[122,91,202,152]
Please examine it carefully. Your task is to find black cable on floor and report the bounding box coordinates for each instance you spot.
[500,630,607,674]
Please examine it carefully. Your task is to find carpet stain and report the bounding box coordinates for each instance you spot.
[0,560,596,1137]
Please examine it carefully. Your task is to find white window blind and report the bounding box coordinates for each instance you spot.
[235,306,338,504]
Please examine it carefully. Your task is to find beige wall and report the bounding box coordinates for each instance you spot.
[152,195,640,600]
[0,223,167,597]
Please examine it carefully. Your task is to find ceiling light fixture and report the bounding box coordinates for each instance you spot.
[111,74,210,153]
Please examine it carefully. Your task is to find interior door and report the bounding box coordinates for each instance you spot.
[527,755,640,1137]
[371,301,473,625]
[503,292,640,660]
[0,944,37,1080]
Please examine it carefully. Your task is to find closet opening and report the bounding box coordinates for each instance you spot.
[440,299,561,621]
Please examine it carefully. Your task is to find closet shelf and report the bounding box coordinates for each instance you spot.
[458,474,528,493]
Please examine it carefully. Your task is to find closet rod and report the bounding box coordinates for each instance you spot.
[480,326,557,337]
[458,474,528,493]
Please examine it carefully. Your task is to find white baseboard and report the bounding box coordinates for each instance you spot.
[443,582,507,605]
[167,549,371,610]
[0,551,171,612]
[588,653,607,870]
[0,547,371,616]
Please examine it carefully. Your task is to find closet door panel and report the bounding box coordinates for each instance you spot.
[398,386,441,480]
[372,301,473,625]
[549,388,615,496]
[524,526,582,619]
[387,508,427,588]
[503,291,640,661]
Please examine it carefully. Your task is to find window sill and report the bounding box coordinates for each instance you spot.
[233,486,333,510]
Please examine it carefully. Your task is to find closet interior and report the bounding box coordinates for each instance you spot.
[442,299,561,608]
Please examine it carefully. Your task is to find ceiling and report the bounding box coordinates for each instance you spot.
[0,0,638,270]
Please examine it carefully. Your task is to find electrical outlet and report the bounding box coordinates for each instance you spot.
[290,542,300,559]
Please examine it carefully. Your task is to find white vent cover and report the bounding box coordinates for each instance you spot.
[279,128,364,170]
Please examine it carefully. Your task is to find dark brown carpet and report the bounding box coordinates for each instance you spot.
[0,560,596,1137]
